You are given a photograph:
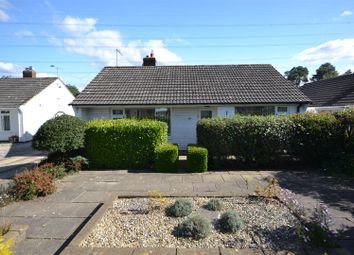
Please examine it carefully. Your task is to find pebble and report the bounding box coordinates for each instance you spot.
[81,197,301,251]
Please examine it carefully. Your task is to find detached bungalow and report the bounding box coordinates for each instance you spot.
[0,67,75,142]
[71,54,310,149]
[300,73,354,113]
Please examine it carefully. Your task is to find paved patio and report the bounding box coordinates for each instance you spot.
[0,170,353,254]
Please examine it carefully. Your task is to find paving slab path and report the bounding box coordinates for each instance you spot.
[0,142,47,190]
[0,170,353,254]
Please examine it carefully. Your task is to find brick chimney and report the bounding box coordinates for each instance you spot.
[23,66,36,78]
[142,51,156,66]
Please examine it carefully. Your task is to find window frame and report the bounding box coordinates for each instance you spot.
[0,110,11,131]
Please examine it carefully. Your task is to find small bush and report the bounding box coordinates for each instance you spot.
[219,210,243,233]
[176,214,212,240]
[205,198,223,211]
[68,156,89,172]
[0,235,13,255]
[147,190,167,211]
[13,169,55,200]
[38,163,66,179]
[187,145,208,172]
[85,119,168,169]
[155,144,179,172]
[166,198,193,217]
[32,115,85,154]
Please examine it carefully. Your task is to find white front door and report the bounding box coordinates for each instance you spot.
[171,108,199,150]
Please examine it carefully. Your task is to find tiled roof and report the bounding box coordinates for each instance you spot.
[71,65,311,106]
[300,74,354,107]
[0,77,57,108]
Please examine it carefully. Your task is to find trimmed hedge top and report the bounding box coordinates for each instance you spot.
[155,143,179,173]
[197,111,354,166]
[85,119,168,169]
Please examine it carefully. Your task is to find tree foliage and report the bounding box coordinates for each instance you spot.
[311,63,338,81]
[66,84,80,97]
[284,66,309,87]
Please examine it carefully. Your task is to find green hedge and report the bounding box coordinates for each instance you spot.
[155,143,179,172]
[32,115,85,154]
[85,119,168,169]
[290,113,340,162]
[187,145,208,172]
[197,111,354,167]
[197,115,294,165]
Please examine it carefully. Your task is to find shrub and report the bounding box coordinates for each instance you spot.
[334,108,354,153]
[197,115,294,165]
[68,156,89,172]
[187,145,208,172]
[155,144,179,172]
[0,236,13,255]
[37,163,66,179]
[205,198,223,211]
[85,119,168,169]
[32,115,85,154]
[13,169,55,200]
[147,190,167,211]
[219,210,243,233]
[176,214,212,240]
[290,113,340,162]
[166,198,193,217]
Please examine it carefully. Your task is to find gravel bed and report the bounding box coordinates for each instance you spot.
[81,197,301,251]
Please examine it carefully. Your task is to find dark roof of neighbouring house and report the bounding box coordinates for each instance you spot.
[0,77,57,108]
[300,74,354,107]
[71,64,311,106]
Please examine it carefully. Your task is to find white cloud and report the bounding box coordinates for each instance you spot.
[61,16,97,35]
[0,62,22,73]
[0,9,9,22]
[49,16,182,66]
[14,30,34,38]
[0,0,10,9]
[36,72,57,78]
[295,38,354,63]
[341,10,352,17]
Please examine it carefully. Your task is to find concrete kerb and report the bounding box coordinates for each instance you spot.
[62,194,267,255]
[3,224,28,244]
[64,195,116,249]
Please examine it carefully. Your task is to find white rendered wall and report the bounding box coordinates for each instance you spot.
[19,79,75,142]
[0,108,19,141]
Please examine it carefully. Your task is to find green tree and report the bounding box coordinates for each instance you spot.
[284,66,309,87]
[66,84,80,97]
[343,69,352,75]
[311,63,339,81]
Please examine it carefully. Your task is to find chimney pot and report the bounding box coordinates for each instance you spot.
[142,51,156,66]
[23,66,36,78]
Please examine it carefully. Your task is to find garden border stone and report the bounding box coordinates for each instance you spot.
[3,224,28,244]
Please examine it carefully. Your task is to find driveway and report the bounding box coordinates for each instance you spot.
[0,142,46,189]
[0,170,353,254]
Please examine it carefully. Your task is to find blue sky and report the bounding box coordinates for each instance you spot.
[0,0,353,89]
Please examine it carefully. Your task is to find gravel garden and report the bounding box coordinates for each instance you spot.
[81,196,300,251]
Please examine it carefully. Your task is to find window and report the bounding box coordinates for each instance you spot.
[112,109,124,119]
[235,106,275,116]
[0,110,10,131]
[201,110,212,119]
[277,106,288,115]
[112,109,123,115]
[125,108,171,134]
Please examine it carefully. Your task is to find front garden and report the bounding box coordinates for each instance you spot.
[1,110,353,254]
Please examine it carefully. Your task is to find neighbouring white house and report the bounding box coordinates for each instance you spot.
[0,67,75,142]
[300,73,354,113]
[71,54,311,149]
